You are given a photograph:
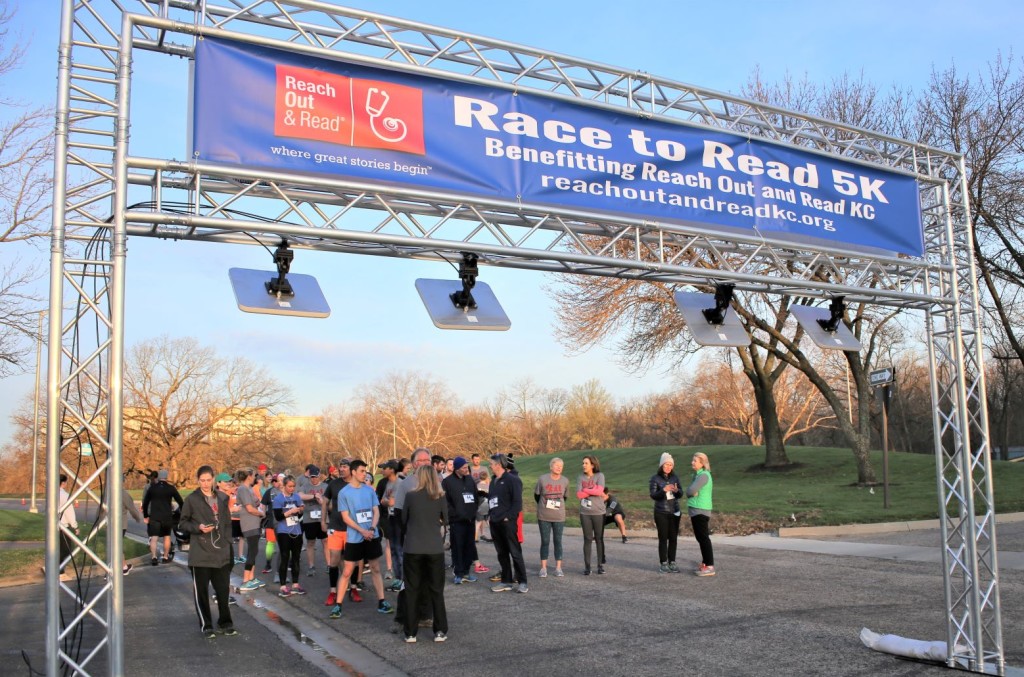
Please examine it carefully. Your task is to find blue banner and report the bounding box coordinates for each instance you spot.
[192,37,925,257]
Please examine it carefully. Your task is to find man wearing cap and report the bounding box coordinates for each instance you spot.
[488,454,527,593]
[322,459,359,606]
[297,464,328,576]
[142,469,184,566]
[441,456,480,584]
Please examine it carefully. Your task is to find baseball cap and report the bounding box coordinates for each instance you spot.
[308,465,321,477]
[215,472,232,483]
[378,459,400,471]
[257,463,268,472]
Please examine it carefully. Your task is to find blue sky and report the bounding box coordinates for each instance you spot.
[2,0,1022,445]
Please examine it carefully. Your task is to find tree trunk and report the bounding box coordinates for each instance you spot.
[741,347,791,467]
[849,429,877,485]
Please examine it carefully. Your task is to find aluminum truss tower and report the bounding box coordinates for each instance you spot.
[47,1,1002,674]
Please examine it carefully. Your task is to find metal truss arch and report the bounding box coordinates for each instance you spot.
[46,1,1001,674]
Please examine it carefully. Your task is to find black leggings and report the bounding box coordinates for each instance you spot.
[277,532,303,585]
[579,514,605,570]
[244,533,260,572]
[654,511,680,563]
[690,514,714,566]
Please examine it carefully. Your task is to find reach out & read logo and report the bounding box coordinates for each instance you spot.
[273,63,425,155]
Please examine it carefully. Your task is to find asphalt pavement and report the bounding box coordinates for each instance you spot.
[1,499,1021,676]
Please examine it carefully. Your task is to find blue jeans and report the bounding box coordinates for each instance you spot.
[537,520,564,561]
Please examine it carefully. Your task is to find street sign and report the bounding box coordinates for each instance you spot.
[80,442,93,457]
[870,367,895,386]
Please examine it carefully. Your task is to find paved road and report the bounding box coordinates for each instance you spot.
[2,499,1021,676]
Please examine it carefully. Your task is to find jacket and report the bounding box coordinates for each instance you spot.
[442,472,480,523]
[179,489,233,568]
[649,471,683,514]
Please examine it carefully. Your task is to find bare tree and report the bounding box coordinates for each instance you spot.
[563,378,615,450]
[122,335,292,483]
[356,370,461,454]
[0,1,54,375]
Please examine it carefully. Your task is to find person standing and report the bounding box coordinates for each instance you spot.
[687,452,716,577]
[57,474,78,575]
[235,468,265,591]
[328,460,394,619]
[377,460,402,586]
[272,475,307,596]
[323,459,360,607]
[297,465,327,577]
[260,474,281,578]
[649,452,683,573]
[576,456,606,575]
[441,456,480,585]
[179,465,237,639]
[142,469,183,566]
[534,457,569,578]
[488,454,527,593]
[401,465,449,642]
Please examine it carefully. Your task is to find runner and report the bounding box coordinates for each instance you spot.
[235,468,266,591]
[260,474,281,579]
[322,459,360,607]
[534,457,569,578]
[488,453,527,593]
[441,456,480,584]
[272,475,307,596]
[576,455,606,575]
[141,469,183,566]
[686,452,716,577]
[297,465,328,577]
[328,460,394,619]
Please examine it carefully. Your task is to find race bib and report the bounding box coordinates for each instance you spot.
[463,492,476,504]
[387,507,395,516]
[285,515,299,527]
[581,498,592,509]
[488,497,499,509]
[546,499,561,509]
[309,509,322,520]
[356,509,373,524]
[666,491,675,500]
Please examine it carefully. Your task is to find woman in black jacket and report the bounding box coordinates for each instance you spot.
[179,465,236,638]
[649,452,683,574]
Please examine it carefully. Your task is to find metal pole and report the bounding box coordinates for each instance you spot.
[882,384,890,510]
[29,310,44,514]
[47,2,74,674]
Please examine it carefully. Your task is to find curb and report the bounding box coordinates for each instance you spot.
[778,511,1024,538]
[0,553,153,589]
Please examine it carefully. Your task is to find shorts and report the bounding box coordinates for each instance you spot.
[147,518,172,538]
[343,537,383,562]
[327,528,347,551]
[302,521,327,541]
[265,527,277,543]
[604,512,623,527]
[231,520,242,539]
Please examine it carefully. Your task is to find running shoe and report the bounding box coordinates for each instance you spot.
[253,578,266,588]
[668,562,680,573]
[239,580,260,592]
[220,627,238,636]
[696,565,716,577]
[388,579,404,592]
[597,566,605,575]
[434,631,448,643]
[233,556,246,565]
[474,563,490,573]
[261,567,273,575]
[163,555,175,564]
[151,557,158,566]
[279,585,292,597]
[404,635,417,643]
[488,573,502,582]
[203,627,217,639]
[329,604,342,619]
[659,563,671,574]
[362,564,371,575]
[622,536,629,544]
[516,583,529,594]
[464,574,478,583]
[453,576,463,585]
[538,567,548,578]
[228,596,238,606]
[491,583,513,592]
[355,580,366,591]
[122,564,133,576]
[307,567,316,577]
[554,568,564,577]
[377,600,394,614]
[348,588,362,603]
[384,569,394,580]
[583,568,591,576]
[291,583,307,595]
[324,592,337,606]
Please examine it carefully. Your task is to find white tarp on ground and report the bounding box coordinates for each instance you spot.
[860,627,953,662]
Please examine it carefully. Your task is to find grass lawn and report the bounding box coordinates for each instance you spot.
[512,445,1024,534]
[0,510,150,578]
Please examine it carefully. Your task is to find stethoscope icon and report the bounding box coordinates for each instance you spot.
[365,87,408,143]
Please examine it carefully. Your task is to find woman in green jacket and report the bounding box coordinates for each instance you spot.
[686,452,715,577]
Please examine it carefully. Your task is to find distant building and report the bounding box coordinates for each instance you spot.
[209,407,322,441]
